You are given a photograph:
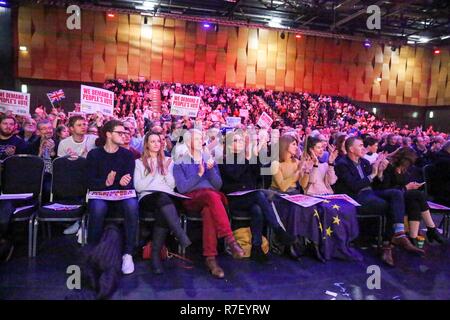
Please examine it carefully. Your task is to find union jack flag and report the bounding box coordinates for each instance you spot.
[47,89,65,103]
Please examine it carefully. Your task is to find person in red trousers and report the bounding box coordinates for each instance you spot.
[173,129,244,278]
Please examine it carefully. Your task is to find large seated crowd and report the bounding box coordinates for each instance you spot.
[0,80,449,281]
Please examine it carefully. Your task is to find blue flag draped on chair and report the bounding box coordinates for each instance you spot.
[273,197,362,261]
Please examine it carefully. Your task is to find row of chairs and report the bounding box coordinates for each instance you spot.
[1,155,448,259]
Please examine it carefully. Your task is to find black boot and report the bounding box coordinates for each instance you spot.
[250,245,268,263]
[161,204,192,250]
[151,227,168,275]
[427,227,446,244]
[274,228,295,246]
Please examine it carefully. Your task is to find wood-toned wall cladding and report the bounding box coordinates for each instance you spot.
[17,6,450,106]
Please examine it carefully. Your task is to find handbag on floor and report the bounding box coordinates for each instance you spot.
[142,241,169,260]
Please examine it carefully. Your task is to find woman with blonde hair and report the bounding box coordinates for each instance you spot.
[134,130,191,274]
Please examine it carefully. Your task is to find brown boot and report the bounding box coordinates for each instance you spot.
[392,236,425,255]
[226,239,245,258]
[205,257,225,279]
[380,245,395,267]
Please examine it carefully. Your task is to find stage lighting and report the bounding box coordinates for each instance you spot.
[434,48,440,54]
[376,77,382,82]
[203,23,211,28]
[19,46,27,52]
[107,13,115,18]
[429,111,434,119]
[363,39,371,48]
[0,1,7,6]
[21,84,27,93]
[295,34,302,39]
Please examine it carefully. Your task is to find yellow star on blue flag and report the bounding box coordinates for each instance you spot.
[333,215,341,225]
[313,209,320,218]
[332,204,340,211]
[326,226,333,237]
[322,199,330,203]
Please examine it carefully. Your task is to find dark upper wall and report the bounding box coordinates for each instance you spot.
[15,5,450,107]
[0,6,14,89]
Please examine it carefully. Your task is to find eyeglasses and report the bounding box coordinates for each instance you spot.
[112,131,130,136]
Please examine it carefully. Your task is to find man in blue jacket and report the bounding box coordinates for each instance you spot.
[335,136,424,267]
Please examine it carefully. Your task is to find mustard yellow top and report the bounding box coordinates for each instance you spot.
[270,159,301,192]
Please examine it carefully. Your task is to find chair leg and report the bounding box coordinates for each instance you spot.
[377,216,383,250]
[445,214,449,238]
[47,223,52,240]
[182,216,187,257]
[80,217,86,246]
[136,219,140,247]
[28,217,34,258]
[33,219,39,257]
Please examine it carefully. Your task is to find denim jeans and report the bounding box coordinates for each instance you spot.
[87,198,139,254]
[357,188,405,239]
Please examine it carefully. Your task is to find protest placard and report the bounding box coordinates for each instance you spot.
[87,190,136,201]
[316,194,361,206]
[280,194,324,207]
[226,116,241,127]
[80,85,114,116]
[0,89,30,116]
[68,111,86,119]
[257,112,273,129]
[170,94,201,117]
[239,109,249,118]
[427,201,450,211]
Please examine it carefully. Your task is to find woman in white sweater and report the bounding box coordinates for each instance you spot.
[134,131,191,274]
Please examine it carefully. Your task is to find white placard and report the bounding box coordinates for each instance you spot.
[0,193,33,200]
[239,109,249,118]
[43,203,82,211]
[226,116,241,128]
[88,190,136,201]
[68,111,86,119]
[13,205,35,215]
[0,89,30,116]
[257,112,273,129]
[80,85,114,116]
[280,194,324,207]
[316,194,361,206]
[143,190,192,199]
[227,190,260,196]
[427,201,450,211]
[170,94,201,118]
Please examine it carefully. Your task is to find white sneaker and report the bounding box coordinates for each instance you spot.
[122,254,135,275]
[63,221,80,235]
[76,228,83,245]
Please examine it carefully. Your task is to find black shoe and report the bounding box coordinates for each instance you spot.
[286,244,301,261]
[274,229,295,246]
[0,239,14,263]
[427,228,446,244]
[250,246,268,263]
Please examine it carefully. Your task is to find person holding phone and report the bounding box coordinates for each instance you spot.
[375,147,445,248]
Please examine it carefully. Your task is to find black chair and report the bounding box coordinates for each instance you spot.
[355,211,384,250]
[33,156,88,257]
[1,155,44,257]
[423,164,449,237]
